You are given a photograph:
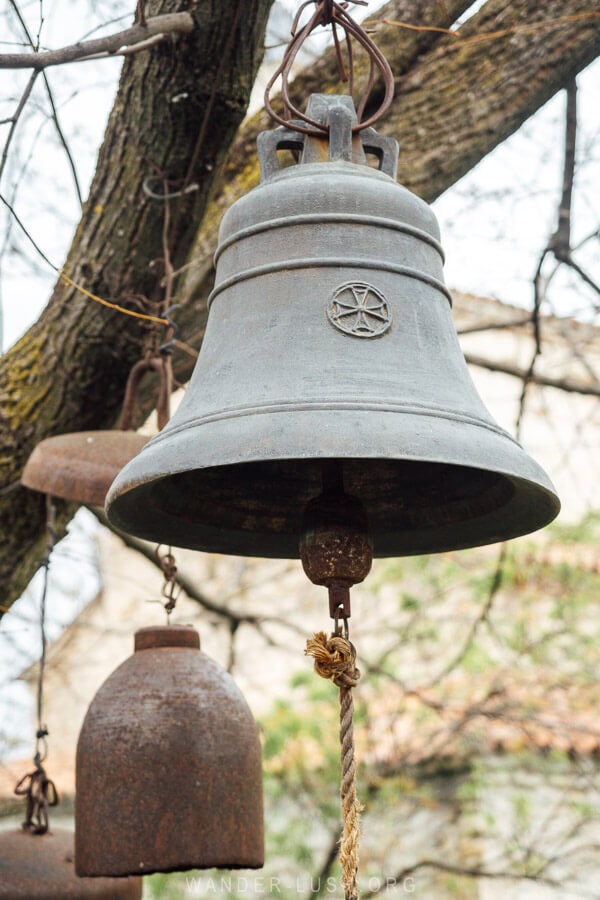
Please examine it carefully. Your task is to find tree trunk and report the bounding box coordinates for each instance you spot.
[0,0,598,611]
[0,0,274,610]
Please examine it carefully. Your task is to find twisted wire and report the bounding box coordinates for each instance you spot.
[264,0,394,135]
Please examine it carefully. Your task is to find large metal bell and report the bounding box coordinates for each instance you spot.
[0,829,141,899]
[75,625,264,877]
[106,95,559,557]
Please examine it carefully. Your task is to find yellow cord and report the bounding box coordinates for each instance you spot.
[59,270,169,326]
[372,12,600,48]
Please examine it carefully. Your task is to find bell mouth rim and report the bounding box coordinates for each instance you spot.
[107,464,560,559]
[106,402,560,559]
[77,859,265,879]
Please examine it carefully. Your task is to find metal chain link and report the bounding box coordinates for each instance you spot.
[155,545,181,622]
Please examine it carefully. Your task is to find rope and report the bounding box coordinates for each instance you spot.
[306,631,362,900]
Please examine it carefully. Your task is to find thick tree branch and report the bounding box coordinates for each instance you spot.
[0,13,194,69]
[551,80,578,262]
[93,508,305,643]
[464,353,600,397]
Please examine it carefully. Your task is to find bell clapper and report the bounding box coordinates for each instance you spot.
[300,460,373,625]
[302,462,371,900]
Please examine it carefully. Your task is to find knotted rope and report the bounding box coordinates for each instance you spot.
[306,631,362,900]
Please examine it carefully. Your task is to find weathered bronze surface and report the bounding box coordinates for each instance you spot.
[75,625,264,877]
[21,431,148,507]
[106,95,560,557]
[0,829,141,898]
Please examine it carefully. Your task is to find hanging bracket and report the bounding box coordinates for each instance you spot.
[257,94,399,181]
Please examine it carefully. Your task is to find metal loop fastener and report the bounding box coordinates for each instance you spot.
[119,355,172,432]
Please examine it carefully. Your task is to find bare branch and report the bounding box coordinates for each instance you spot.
[0,191,58,270]
[362,858,582,897]
[92,507,281,632]
[41,73,83,207]
[308,825,343,899]
[464,352,600,396]
[546,80,600,298]
[423,545,507,686]
[0,12,194,70]
[0,70,38,182]
[5,5,84,206]
[550,80,578,261]
[566,256,600,298]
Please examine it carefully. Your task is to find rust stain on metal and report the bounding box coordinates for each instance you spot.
[21,431,149,506]
[0,829,141,898]
[76,625,264,877]
[300,476,373,620]
[21,355,171,507]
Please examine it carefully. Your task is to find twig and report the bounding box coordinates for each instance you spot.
[92,507,270,630]
[517,79,575,436]
[0,191,58,270]
[565,257,600,298]
[42,73,83,206]
[362,858,576,897]
[308,826,343,899]
[0,13,194,69]
[547,81,600,299]
[423,545,507,686]
[0,69,38,182]
[5,1,83,204]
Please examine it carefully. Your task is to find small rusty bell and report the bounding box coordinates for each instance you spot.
[75,625,264,877]
[106,94,559,558]
[21,356,171,507]
[0,829,141,899]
